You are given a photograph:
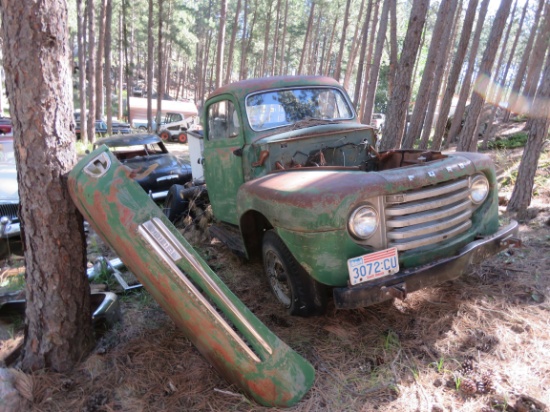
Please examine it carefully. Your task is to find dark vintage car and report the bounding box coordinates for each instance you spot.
[93,133,192,201]
[111,119,132,134]
[0,117,12,135]
[0,135,19,240]
[75,119,108,139]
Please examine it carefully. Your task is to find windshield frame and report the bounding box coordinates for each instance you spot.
[245,86,355,132]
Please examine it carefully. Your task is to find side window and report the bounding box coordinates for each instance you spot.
[208,100,240,140]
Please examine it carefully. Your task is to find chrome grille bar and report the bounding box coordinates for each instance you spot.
[385,177,473,252]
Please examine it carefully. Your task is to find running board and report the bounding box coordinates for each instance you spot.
[68,147,314,407]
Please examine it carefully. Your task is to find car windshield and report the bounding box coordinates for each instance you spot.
[245,87,354,131]
[0,140,15,165]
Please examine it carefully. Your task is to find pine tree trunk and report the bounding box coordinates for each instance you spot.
[77,0,88,143]
[226,0,242,84]
[359,1,380,121]
[240,0,248,80]
[260,3,273,76]
[323,12,339,76]
[147,0,154,131]
[343,0,367,91]
[504,0,545,121]
[96,0,107,120]
[387,0,398,97]
[446,0,491,147]
[298,2,316,75]
[334,0,352,81]
[418,0,459,149]
[279,0,289,75]
[353,0,374,107]
[457,0,513,152]
[507,47,550,215]
[1,0,93,373]
[522,3,550,104]
[87,0,97,142]
[431,0,479,150]
[379,0,429,150]
[271,0,282,76]
[118,9,124,120]
[215,0,227,88]
[362,0,390,125]
[157,0,165,128]
[403,0,454,149]
[105,0,113,134]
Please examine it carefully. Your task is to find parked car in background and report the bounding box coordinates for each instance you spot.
[111,119,132,134]
[93,133,192,201]
[0,135,20,244]
[371,113,385,130]
[75,119,108,139]
[0,117,13,135]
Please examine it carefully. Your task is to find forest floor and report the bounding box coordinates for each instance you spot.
[1,124,550,412]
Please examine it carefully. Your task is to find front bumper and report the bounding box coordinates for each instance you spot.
[333,220,520,309]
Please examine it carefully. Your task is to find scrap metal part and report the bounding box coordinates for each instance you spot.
[68,146,315,407]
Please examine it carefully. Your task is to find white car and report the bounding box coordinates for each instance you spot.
[371,113,385,130]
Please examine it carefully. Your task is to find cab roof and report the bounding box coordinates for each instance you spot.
[207,76,344,103]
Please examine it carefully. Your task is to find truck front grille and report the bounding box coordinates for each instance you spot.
[0,203,19,221]
[384,178,472,252]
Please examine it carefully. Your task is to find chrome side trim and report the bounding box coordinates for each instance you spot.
[140,218,273,358]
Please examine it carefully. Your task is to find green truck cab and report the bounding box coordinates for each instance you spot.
[170,75,519,316]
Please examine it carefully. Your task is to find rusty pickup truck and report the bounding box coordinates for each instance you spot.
[165,75,519,317]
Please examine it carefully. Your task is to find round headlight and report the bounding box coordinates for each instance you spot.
[349,206,379,239]
[470,174,489,204]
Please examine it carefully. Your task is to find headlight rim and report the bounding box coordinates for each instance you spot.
[469,173,490,205]
[348,204,380,240]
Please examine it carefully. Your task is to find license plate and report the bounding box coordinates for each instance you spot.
[347,247,399,286]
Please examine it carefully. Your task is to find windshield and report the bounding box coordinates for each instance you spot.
[246,87,354,131]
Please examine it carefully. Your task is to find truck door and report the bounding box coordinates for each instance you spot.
[203,98,244,225]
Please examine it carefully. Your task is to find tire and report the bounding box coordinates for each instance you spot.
[159,131,171,141]
[262,230,327,317]
[163,184,189,222]
[177,132,188,144]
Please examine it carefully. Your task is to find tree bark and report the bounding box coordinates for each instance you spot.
[353,0,374,107]
[240,0,248,80]
[96,0,107,120]
[279,0,289,75]
[298,2,316,75]
[147,0,154,131]
[359,0,380,121]
[156,0,164,129]
[362,0,390,125]
[1,0,93,373]
[431,0,479,150]
[457,0,513,152]
[271,0,282,76]
[522,3,550,105]
[379,0,429,150]
[77,0,88,143]
[446,0,491,147]
[418,0,459,149]
[215,0,227,88]
[334,0,352,82]
[403,0,454,149]
[387,0,398,98]
[87,0,97,142]
[260,3,273,77]
[323,12,339,76]
[507,46,550,215]
[343,0,367,91]
[504,0,544,121]
[105,0,113,134]
[226,0,242,84]
[118,7,124,120]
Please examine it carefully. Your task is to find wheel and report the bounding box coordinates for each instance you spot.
[163,184,189,222]
[177,132,188,143]
[159,131,171,141]
[262,230,327,317]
